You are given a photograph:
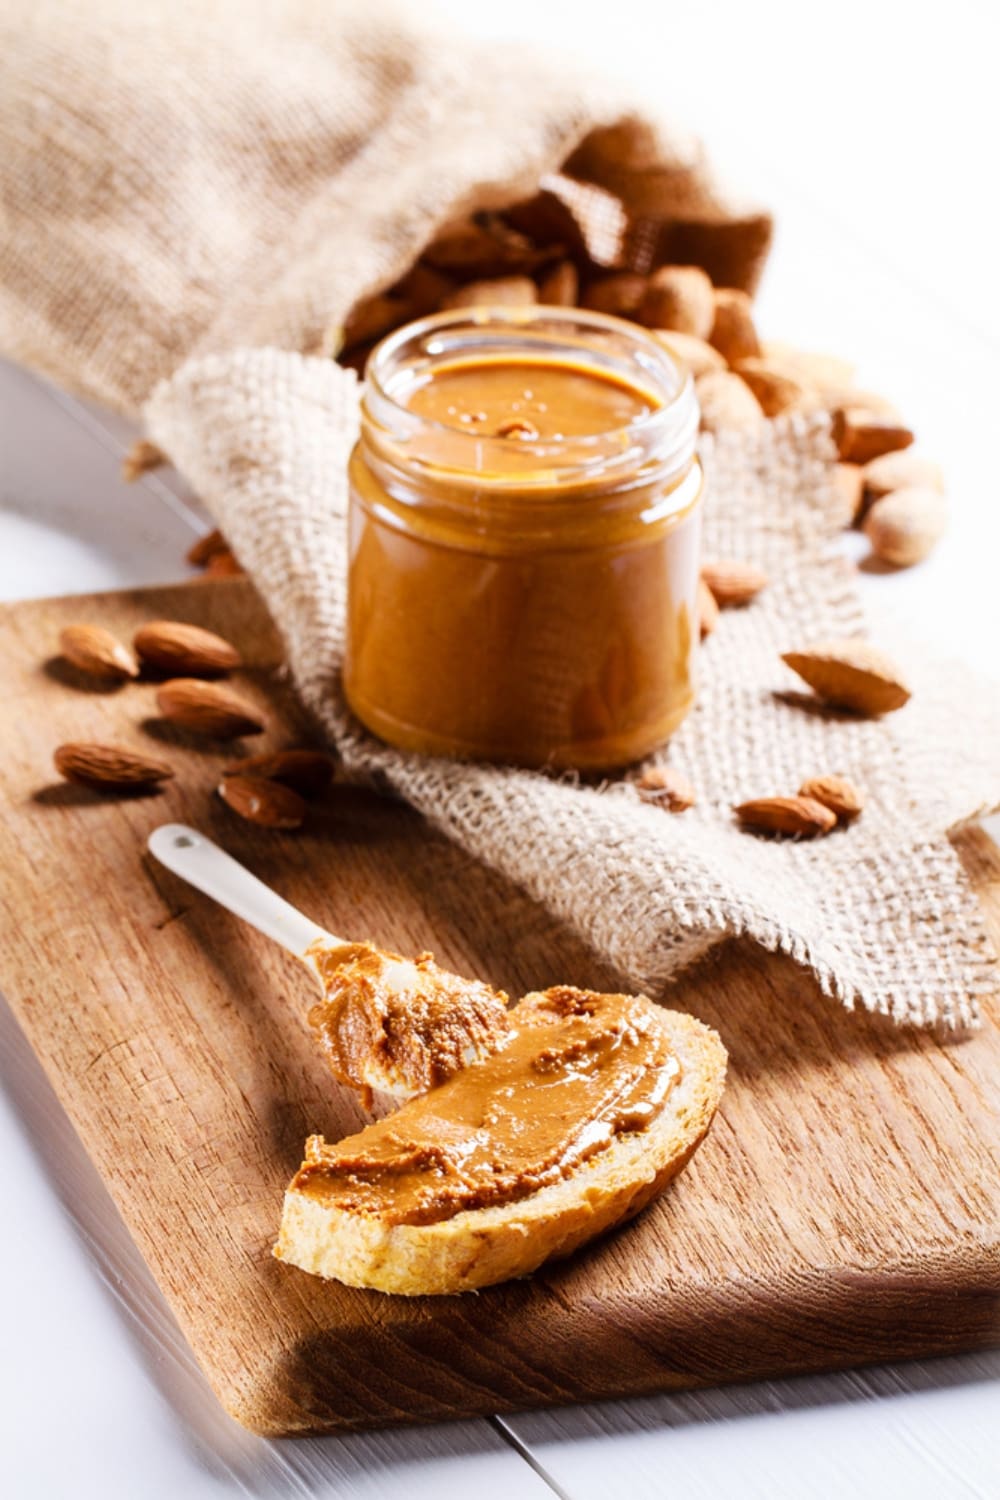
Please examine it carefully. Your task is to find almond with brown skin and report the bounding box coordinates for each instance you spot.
[695,371,766,433]
[580,272,648,318]
[442,276,538,310]
[121,439,164,483]
[218,774,306,830]
[649,331,726,378]
[421,217,546,277]
[537,259,579,306]
[156,679,265,737]
[134,621,242,676]
[863,486,947,567]
[760,342,855,391]
[700,560,768,607]
[862,451,945,500]
[343,293,417,349]
[59,624,139,682]
[638,266,715,338]
[732,357,807,416]
[637,765,696,812]
[734,796,837,837]
[781,639,910,715]
[223,748,336,798]
[833,408,914,464]
[54,742,174,791]
[203,549,244,578]
[186,528,229,568]
[798,775,865,822]
[709,288,761,364]
[698,577,720,639]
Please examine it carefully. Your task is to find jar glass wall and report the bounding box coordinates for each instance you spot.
[345,307,703,770]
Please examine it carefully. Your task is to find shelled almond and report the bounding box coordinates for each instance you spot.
[222,748,337,797]
[134,621,242,676]
[781,639,910,716]
[636,765,696,812]
[59,624,138,682]
[701,560,768,607]
[218,774,306,830]
[734,795,837,838]
[798,775,865,822]
[156,679,266,738]
[54,742,174,791]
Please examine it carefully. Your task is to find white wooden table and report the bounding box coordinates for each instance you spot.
[2,2,998,1494]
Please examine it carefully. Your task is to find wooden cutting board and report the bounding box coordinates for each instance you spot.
[1,578,998,1436]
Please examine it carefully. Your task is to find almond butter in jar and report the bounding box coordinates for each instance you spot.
[345,307,703,770]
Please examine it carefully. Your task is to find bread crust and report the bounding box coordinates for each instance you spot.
[275,1004,726,1295]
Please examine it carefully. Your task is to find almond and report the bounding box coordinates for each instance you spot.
[503,191,588,258]
[833,408,914,464]
[343,293,417,348]
[441,276,538,310]
[781,639,910,715]
[649,331,726,378]
[862,451,945,501]
[581,272,648,318]
[637,765,696,812]
[734,795,837,837]
[695,370,766,433]
[222,748,336,798]
[186,528,229,567]
[59,624,139,682]
[700,559,768,607]
[831,463,866,527]
[121,439,164,483]
[698,577,720,639]
[537,259,579,307]
[421,216,547,276]
[156,679,265,737]
[638,266,715,338]
[391,262,455,313]
[798,774,865,822]
[203,549,244,578]
[218,774,306,830]
[760,342,855,391]
[54,742,174,791]
[863,486,947,567]
[709,288,761,364]
[134,620,242,676]
[732,356,806,416]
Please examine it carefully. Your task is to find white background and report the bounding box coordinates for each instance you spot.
[2,2,999,1496]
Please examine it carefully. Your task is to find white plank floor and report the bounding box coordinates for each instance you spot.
[2,2,999,1494]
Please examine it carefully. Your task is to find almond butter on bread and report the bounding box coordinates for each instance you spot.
[275,990,726,1295]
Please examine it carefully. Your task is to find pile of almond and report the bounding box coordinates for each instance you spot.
[332,194,946,572]
[50,620,335,830]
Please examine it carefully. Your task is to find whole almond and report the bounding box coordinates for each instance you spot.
[781,639,910,715]
[637,765,696,812]
[709,288,761,364]
[218,774,306,830]
[134,620,242,676]
[862,451,945,500]
[343,293,417,348]
[698,577,720,639]
[223,748,336,798]
[121,439,164,483]
[695,370,766,433]
[638,266,715,338]
[700,559,768,607]
[54,742,174,791]
[59,624,138,682]
[186,527,229,568]
[581,273,648,318]
[732,357,806,416]
[537,259,579,307]
[863,486,947,567]
[441,276,538,310]
[649,330,726,378]
[734,796,837,837]
[798,774,865,822]
[422,216,547,276]
[391,262,455,313]
[156,679,265,737]
[833,408,914,464]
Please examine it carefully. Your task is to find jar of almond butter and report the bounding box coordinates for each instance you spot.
[345,307,703,770]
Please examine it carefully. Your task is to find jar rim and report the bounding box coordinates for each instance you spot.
[359,305,699,494]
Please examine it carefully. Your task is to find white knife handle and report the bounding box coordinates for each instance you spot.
[147,823,333,957]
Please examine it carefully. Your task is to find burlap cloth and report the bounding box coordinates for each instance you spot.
[3,0,998,1027]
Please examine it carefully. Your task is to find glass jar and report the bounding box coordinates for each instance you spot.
[344,307,703,770]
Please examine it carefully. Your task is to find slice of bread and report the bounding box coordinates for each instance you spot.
[275,996,726,1295]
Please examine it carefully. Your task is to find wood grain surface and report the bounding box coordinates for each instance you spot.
[0,578,997,1437]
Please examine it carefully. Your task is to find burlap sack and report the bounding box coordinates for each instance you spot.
[3,0,998,1027]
